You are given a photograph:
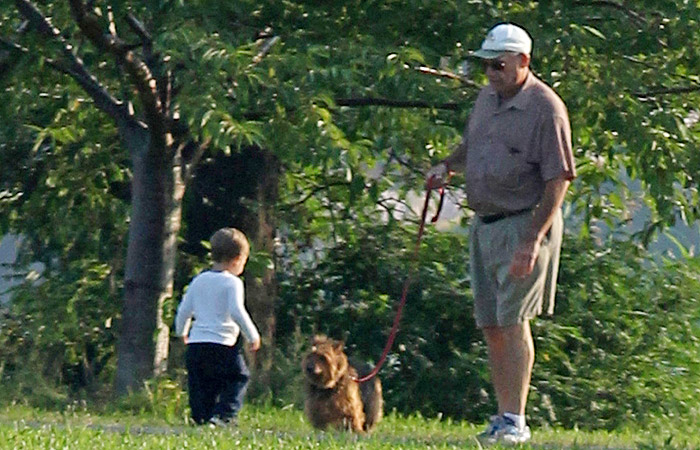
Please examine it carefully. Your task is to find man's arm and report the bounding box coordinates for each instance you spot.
[425,140,467,187]
[509,175,570,278]
[442,140,468,172]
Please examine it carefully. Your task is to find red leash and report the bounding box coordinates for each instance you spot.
[352,175,449,383]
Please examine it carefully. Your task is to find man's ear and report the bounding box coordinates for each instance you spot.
[519,52,531,68]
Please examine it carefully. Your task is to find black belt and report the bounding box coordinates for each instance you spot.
[479,209,531,224]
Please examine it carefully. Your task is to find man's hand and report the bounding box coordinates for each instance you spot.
[425,162,449,189]
[509,238,540,278]
[509,176,570,278]
[249,339,261,352]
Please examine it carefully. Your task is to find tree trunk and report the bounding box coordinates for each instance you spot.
[241,148,279,391]
[114,125,181,395]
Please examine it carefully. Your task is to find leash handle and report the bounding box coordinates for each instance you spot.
[430,168,453,223]
[352,177,448,383]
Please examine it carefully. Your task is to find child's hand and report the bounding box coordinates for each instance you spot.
[249,339,261,352]
[182,336,188,345]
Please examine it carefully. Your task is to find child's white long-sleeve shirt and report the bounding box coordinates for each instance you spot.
[175,270,260,346]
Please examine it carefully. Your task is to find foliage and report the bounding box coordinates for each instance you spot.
[0,257,119,397]
[6,0,699,261]
[0,103,127,394]
[531,235,700,430]
[109,375,190,424]
[276,226,700,430]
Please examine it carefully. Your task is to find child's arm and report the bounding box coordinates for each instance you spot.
[229,277,261,350]
[174,289,194,342]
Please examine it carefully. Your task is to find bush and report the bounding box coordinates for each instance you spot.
[0,259,119,402]
[109,375,189,423]
[275,222,492,422]
[2,217,698,431]
[274,223,700,429]
[531,237,700,430]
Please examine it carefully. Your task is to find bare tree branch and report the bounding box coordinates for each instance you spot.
[124,12,154,67]
[282,180,353,209]
[573,1,667,48]
[375,195,419,224]
[251,36,280,66]
[388,147,425,179]
[67,0,166,149]
[634,85,700,98]
[125,12,152,44]
[415,65,477,88]
[1,38,84,81]
[335,97,460,110]
[241,95,462,121]
[182,137,212,186]
[14,0,131,125]
[623,55,700,87]
[107,5,117,36]
[125,12,171,119]
[573,0,646,26]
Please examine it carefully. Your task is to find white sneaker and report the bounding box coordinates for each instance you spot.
[208,416,232,428]
[476,415,506,445]
[498,416,531,445]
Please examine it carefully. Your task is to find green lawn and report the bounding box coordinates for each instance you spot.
[0,405,695,449]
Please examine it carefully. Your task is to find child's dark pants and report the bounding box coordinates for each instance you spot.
[185,341,250,424]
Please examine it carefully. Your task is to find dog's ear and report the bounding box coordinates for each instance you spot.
[332,339,344,352]
[312,334,327,346]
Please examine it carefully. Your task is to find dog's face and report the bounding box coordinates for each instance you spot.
[302,335,349,389]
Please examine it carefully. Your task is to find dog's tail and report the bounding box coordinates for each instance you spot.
[361,377,383,431]
[351,358,384,431]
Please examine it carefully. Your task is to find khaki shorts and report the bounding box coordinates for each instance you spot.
[470,209,563,328]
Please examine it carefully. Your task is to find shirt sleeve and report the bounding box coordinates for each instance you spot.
[538,111,576,182]
[174,288,194,337]
[450,123,469,168]
[229,277,261,343]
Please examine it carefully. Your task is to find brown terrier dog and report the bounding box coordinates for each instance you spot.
[302,335,383,432]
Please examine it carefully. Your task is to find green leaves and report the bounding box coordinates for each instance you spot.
[572,24,607,41]
[245,250,275,280]
[198,110,263,153]
[532,238,700,429]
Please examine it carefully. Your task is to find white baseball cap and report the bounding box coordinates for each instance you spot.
[472,23,532,59]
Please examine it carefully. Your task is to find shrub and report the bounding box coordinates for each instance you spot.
[0,259,118,402]
[275,223,700,429]
[531,237,700,430]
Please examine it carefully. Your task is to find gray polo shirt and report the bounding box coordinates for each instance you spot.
[458,72,575,216]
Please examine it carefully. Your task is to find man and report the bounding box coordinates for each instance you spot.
[427,23,575,444]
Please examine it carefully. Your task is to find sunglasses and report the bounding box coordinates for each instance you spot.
[482,59,506,72]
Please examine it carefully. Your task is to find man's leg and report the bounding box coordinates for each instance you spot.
[481,320,535,416]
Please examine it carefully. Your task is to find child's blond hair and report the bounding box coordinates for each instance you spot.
[210,228,249,263]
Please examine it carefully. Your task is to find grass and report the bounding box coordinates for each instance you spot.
[0,404,697,449]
